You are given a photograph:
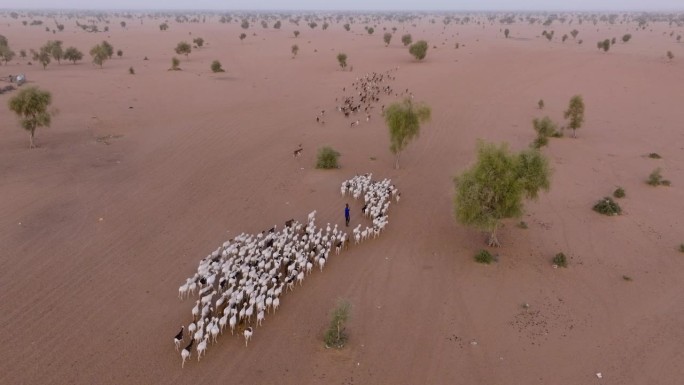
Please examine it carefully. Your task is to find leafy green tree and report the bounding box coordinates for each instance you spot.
[63,46,83,64]
[8,86,53,148]
[46,40,63,63]
[408,40,428,60]
[31,48,51,69]
[504,28,510,38]
[336,53,347,70]
[193,37,204,47]
[384,98,431,169]
[453,142,551,247]
[101,40,114,58]
[622,34,632,43]
[159,22,169,31]
[210,60,224,73]
[291,44,299,58]
[175,41,191,57]
[401,34,412,46]
[0,45,15,64]
[383,32,392,46]
[170,56,180,70]
[367,27,374,35]
[89,44,108,67]
[531,116,558,148]
[563,95,585,138]
[323,300,350,348]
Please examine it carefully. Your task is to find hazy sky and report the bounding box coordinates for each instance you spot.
[1,0,682,11]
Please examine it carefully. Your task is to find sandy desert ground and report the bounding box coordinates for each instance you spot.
[1,10,684,385]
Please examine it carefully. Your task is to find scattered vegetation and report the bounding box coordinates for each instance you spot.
[454,142,551,247]
[210,60,224,73]
[291,44,299,58]
[8,86,53,148]
[175,41,191,57]
[504,28,510,38]
[648,152,661,159]
[316,146,341,169]
[385,98,431,169]
[128,66,135,75]
[564,95,585,138]
[474,249,493,264]
[401,33,412,46]
[552,252,568,268]
[667,50,674,61]
[63,46,82,64]
[159,22,169,31]
[593,197,622,216]
[89,43,108,67]
[409,40,429,60]
[294,30,300,38]
[613,187,625,198]
[170,57,180,70]
[647,168,670,186]
[622,275,633,282]
[383,32,392,46]
[622,33,632,43]
[116,49,123,58]
[323,300,350,348]
[239,33,246,42]
[336,53,348,70]
[531,116,559,149]
[538,99,544,109]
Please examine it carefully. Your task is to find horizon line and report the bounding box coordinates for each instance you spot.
[2,7,684,13]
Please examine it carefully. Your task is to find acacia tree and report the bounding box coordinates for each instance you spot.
[8,86,53,148]
[383,32,392,46]
[563,95,585,138]
[210,60,224,73]
[101,40,114,59]
[89,44,108,67]
[401,33,412,46]
[63,46,83,63]
[46,40,63,64]
[31,48,51,69]
[175,41,191,57]
[337,53,347,70]
[453,142,551,247]
[384,98,431,169]
[409,40,428,60]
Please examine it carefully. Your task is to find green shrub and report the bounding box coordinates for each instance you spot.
[648,152,661,159]
[593,197,621,216]
[474,249,493,264]
[210,60,224,73]
[552,252,568,267]
[316,146,340,169]
[170,56,180,70]
[323,300,350,348]
[408,40,428,60]
[647,168,667,186]
[613,187,625,198]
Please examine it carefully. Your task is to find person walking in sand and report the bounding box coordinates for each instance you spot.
[344,204,350,227]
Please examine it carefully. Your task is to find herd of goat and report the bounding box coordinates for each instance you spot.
[174,174,400,367]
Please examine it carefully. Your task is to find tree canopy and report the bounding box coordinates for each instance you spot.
[384,98,431,169]
[563,95,585,137]
[8,87,53,148]
[337,53,347,70]
[89,44,108,67]
[401,34,412,46]
[175,41,191,57]
[453,141,551,247]
[63,46,83,64]
[409,40,429,60]
[383,32,392,46]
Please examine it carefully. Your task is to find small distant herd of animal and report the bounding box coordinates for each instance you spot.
[173,173,400,367]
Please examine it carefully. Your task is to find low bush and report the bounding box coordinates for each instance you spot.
[613,187,625,198]
[648,152,661,159]
[474,249,493,264]
[552,252,568,267]
[323,300,350,348]
[593,197,621,216]
[647,168,670,186]
[316,146,340,169]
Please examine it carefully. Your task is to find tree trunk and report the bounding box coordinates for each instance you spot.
[572,128,577,138]
[394,153,400,169]
[487,225,501,247]
[28,130,35,149]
